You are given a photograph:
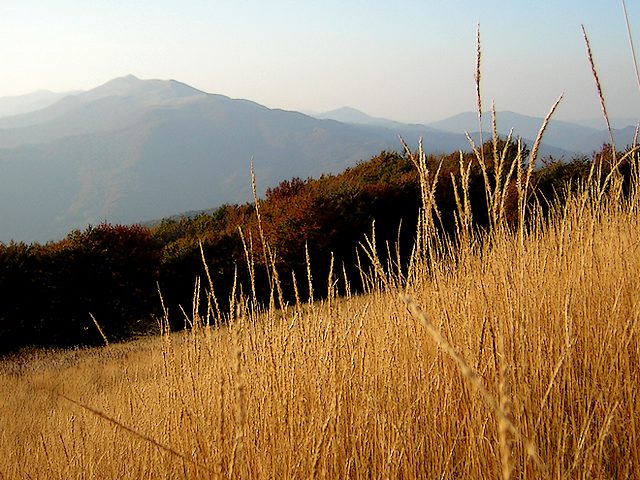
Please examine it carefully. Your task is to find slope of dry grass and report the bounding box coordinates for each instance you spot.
[1,151,639,478]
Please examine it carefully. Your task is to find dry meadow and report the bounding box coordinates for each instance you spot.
[1,137,639,479]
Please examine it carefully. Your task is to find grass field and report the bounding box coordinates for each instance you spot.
[1,137,639,478]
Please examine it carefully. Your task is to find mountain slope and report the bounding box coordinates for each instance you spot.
[0,78,582,243]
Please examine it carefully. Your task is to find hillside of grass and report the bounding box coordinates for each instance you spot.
[0,135,638,477]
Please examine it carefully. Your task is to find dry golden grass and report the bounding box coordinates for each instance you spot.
[1,153,639,478]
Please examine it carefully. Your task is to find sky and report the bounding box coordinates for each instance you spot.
[1,0,639,124]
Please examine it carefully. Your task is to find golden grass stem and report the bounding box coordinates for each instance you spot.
[475,22,484,154]
[250,159,272,290]
[399,294,545,472]
[56,391,215,474]
[497,330,513,480]
[622,0,640,95]
[581,24,616,159]
[89,313,109,347]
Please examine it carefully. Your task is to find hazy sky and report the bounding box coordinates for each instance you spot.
[1,0,638,124]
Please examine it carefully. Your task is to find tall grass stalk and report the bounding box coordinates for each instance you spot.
[621,0,640,94]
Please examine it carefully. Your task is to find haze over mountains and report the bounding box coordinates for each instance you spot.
[0,76,637,243]
[0,90,76,118]
[315,107,638,155]
[426,111,638,155]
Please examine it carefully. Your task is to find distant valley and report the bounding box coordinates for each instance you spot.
[0,75,637,243]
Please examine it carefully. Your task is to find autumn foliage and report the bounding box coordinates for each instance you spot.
[0,143,628,353]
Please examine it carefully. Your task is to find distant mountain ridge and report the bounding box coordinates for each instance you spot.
[427,110,639,154]
[0,77,624,243]
[0,76,469,243]
[0,90,78,118]
[315,107,639,155]
[314,106,434,132]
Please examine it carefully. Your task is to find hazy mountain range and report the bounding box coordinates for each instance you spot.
[0,75,636,243]
[315,107,638,155]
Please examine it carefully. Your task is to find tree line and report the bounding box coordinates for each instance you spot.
[0,141,623,353]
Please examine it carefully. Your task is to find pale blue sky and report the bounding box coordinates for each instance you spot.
[0,0,638,123]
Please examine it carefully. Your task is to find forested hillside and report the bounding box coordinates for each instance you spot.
[0,142,620,353]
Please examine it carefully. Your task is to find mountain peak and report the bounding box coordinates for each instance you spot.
[77,75,206,105]
[316,106,375,124]
[96,74,143,92]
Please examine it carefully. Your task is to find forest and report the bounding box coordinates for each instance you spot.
[0,141,619,353]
